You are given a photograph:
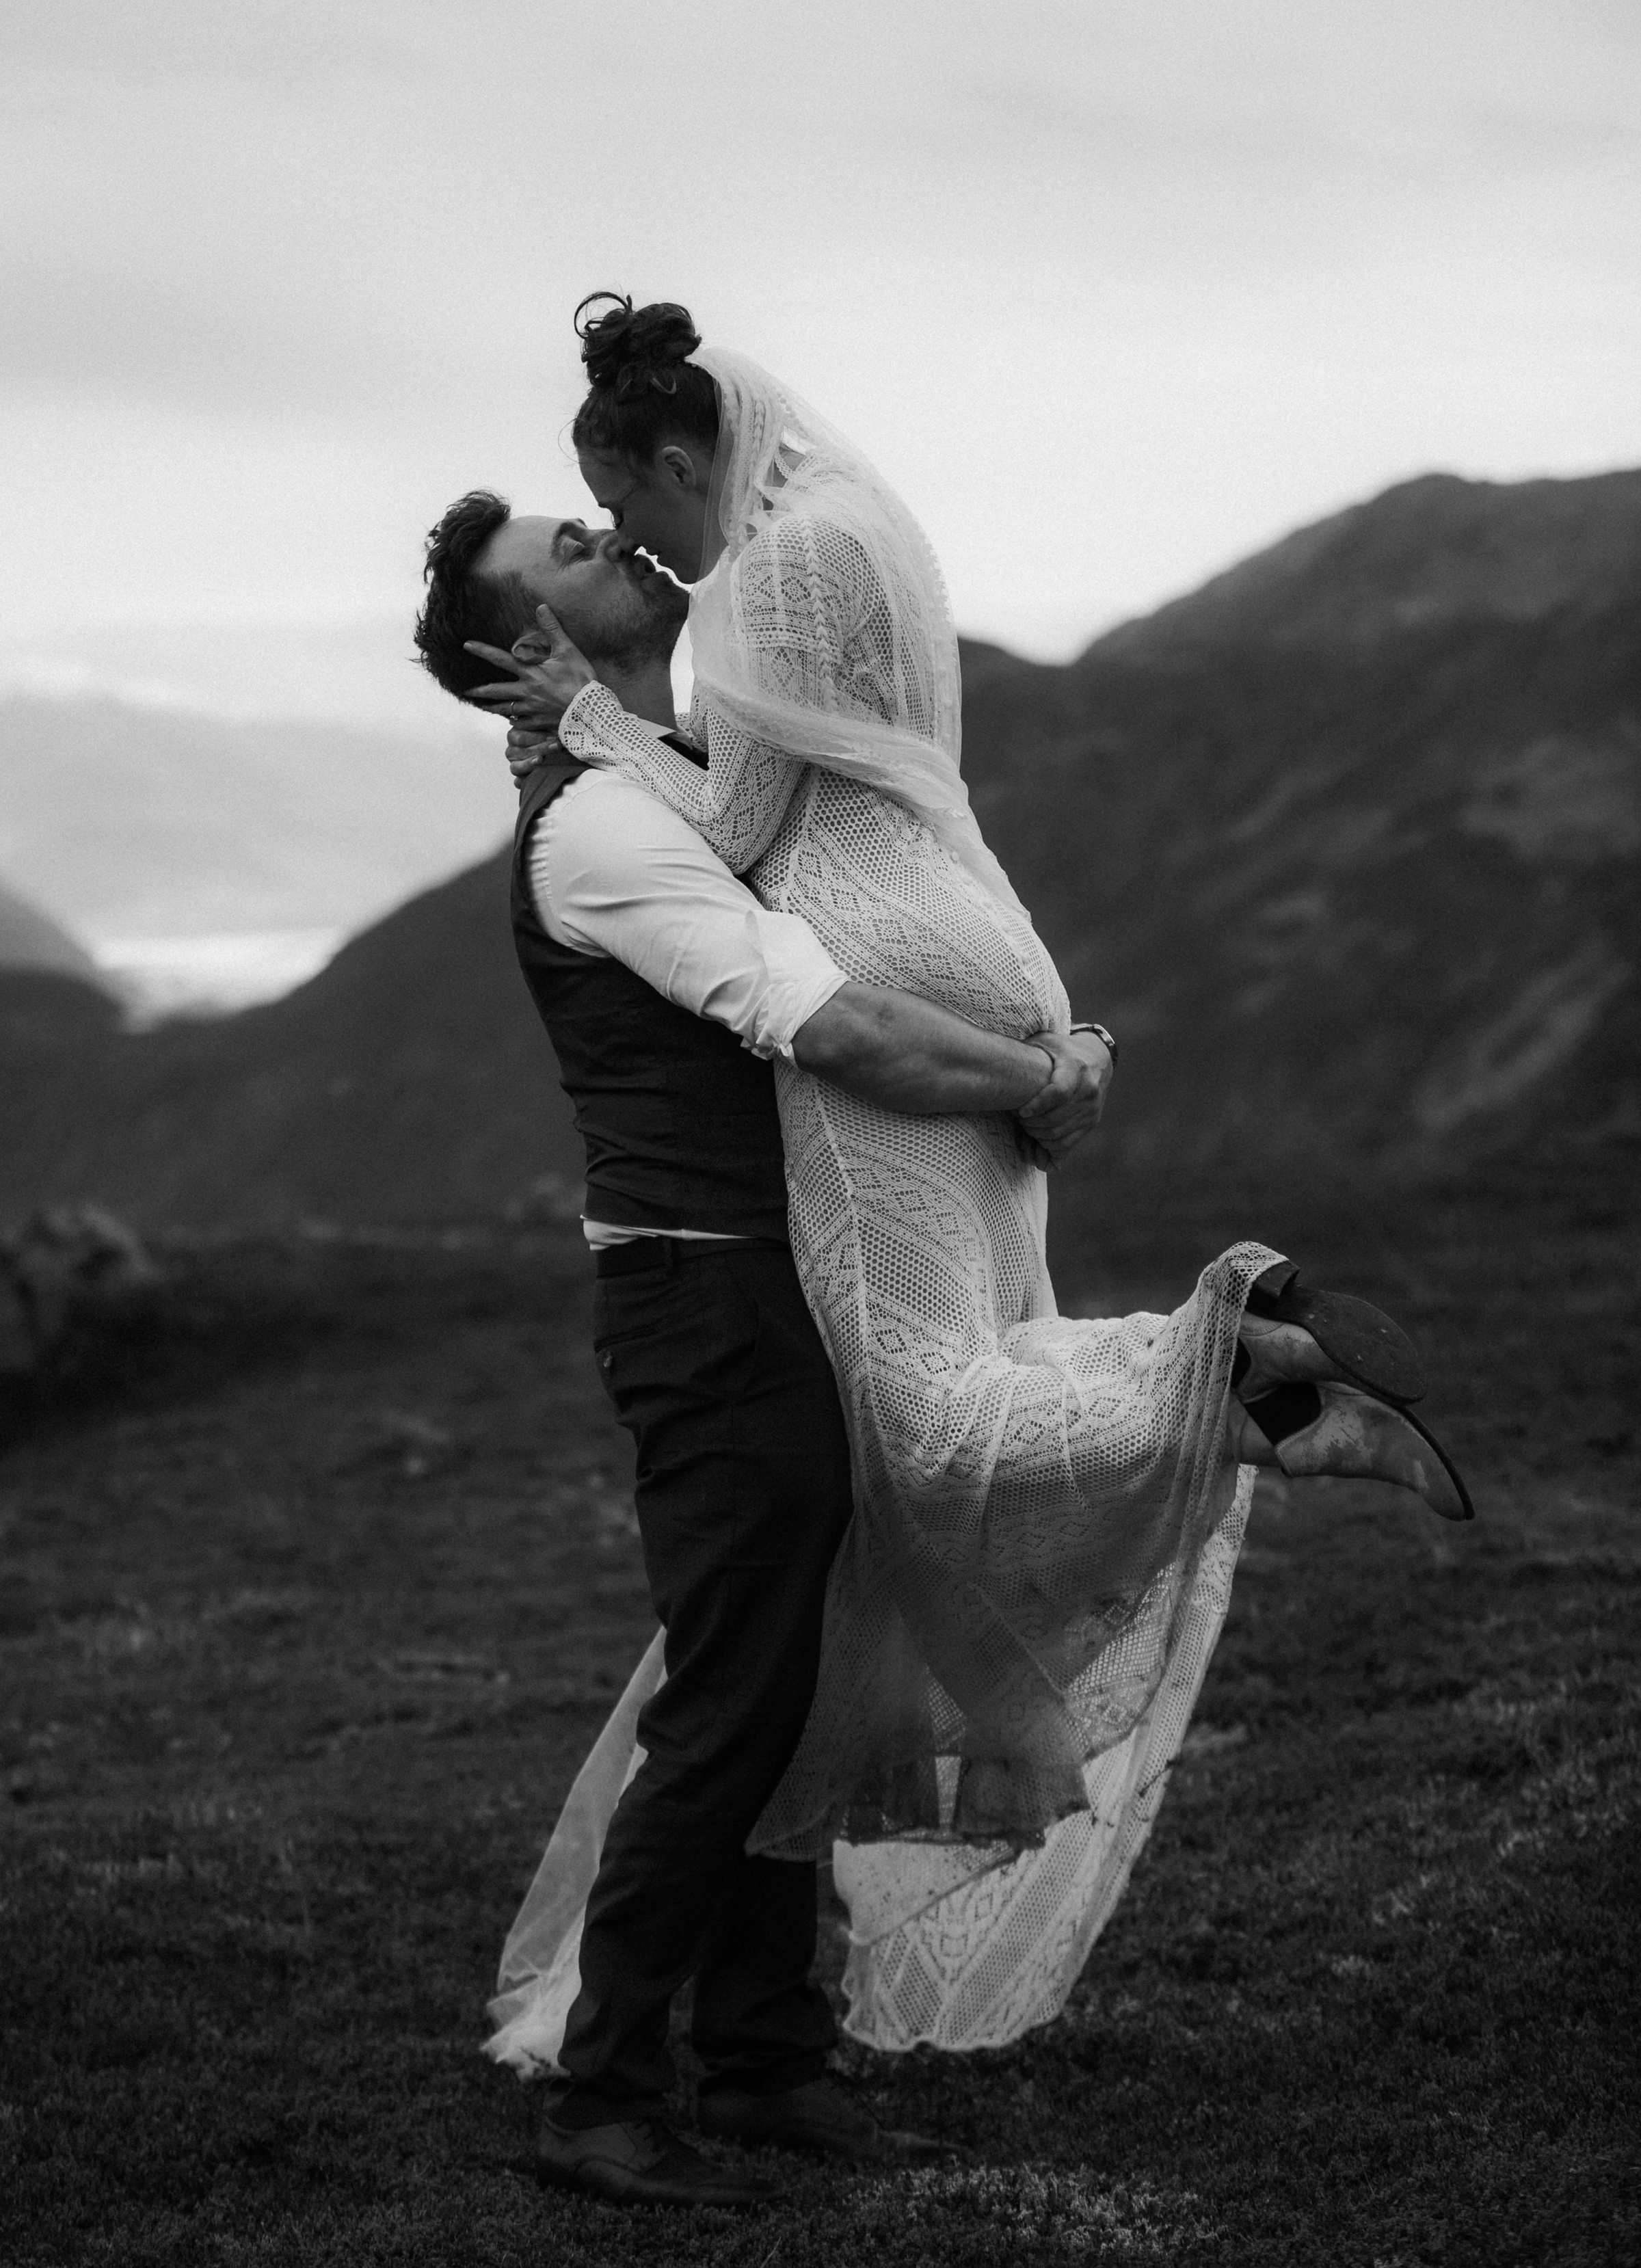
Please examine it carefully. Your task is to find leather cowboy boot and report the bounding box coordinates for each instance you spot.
[1229,1380,1473,1521]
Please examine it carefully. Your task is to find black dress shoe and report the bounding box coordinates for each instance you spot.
[1240,1262,1426,1406]
[537,2109,775,2208]
[697,2077,958,2163]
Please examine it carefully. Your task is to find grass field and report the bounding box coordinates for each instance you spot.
[1,1160,1638,2265]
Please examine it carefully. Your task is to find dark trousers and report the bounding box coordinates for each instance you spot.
[548,1240,855,2124]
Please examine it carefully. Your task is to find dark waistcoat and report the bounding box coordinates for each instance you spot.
[509,758,791,1238]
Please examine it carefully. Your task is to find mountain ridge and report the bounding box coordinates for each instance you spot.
[0,877,109,988]
[1088,468,1641,658]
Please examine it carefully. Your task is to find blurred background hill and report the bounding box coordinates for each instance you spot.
[0,878,110,989]
[969,467,1641,1170]
[2,466,1637,1230]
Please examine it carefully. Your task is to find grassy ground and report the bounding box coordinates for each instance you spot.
[1,1160,1638,2265]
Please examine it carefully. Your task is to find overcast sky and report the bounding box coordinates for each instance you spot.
[2,0,1638,725]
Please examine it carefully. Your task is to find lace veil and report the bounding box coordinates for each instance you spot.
[689,347,1024,912]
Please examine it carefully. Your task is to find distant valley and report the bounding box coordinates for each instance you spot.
[0,693,514,944]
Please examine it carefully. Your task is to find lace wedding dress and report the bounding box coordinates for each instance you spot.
[488,351,1276,2070]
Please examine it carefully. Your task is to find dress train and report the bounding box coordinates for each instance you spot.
[486,1462,1250,2070]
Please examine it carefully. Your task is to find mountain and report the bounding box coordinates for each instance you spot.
[0,693,515,942]
[964,470,1641,1164]
[0,855,572,1229]
[1097,469,1641,654]
[1,468,1637,1227]
[0,878,110,987]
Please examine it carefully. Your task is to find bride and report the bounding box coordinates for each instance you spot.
[471,296,1471,2064]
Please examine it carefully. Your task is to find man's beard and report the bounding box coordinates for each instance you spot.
[579,590,686,677]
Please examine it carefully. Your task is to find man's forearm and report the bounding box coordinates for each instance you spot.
[792,983,1052,1115]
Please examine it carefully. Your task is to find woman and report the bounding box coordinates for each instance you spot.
[477,297,1469,2061]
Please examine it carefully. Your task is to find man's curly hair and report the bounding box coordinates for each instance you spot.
[414,490,535,701]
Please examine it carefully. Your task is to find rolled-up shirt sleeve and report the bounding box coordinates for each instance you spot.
[527,769,847,1060]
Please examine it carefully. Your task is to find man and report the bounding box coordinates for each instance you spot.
[415,494,1110,2209]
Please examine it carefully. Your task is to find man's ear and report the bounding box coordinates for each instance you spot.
[656,442,708,493]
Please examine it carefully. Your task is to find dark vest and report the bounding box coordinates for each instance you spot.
[509,758,791,1238]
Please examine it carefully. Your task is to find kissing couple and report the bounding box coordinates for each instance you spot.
[414,295,1472,2209]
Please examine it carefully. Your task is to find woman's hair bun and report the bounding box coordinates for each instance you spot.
[575,293,702,402]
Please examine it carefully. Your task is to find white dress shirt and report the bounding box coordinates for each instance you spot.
[524,719,846,1246]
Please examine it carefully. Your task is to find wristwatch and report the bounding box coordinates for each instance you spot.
[1069,1021,1118,1062]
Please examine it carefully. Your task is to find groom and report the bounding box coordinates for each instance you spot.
[416,492,1112,2208]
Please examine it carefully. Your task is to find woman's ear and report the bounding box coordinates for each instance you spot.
[657,442,710,494]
